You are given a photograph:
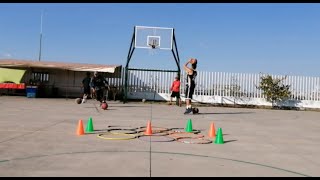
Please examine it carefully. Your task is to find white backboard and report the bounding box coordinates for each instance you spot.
[134,26,173,50]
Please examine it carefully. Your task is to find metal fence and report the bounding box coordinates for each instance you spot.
[106,67,320,102]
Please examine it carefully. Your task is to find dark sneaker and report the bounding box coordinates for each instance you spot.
[184,108,192,114]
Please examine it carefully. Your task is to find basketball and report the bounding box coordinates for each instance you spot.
[75,98,82,104]
[101,102,108,110]
[192,108,199,114]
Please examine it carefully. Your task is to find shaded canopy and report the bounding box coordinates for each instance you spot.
[0,67,26,84]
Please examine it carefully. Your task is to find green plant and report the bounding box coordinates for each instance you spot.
[257,74,292,107]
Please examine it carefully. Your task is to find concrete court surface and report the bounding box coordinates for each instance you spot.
[0,96,319,177]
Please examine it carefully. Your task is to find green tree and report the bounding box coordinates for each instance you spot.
[257,74,292,107]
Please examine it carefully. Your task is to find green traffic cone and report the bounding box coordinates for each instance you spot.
[185,119,193,132]
[86,117,94,133]
[214,128,224,144]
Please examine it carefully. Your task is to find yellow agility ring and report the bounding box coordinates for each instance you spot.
[97,132,137,140]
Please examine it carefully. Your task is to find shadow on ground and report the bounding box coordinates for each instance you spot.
[199,112,254,115]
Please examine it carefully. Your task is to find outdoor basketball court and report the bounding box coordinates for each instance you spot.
[0,96,319,177]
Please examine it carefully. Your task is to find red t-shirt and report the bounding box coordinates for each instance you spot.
[171,80,180,92]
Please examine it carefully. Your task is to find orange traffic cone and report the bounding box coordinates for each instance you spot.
[208,122,216,138]
[144,121,153,135]
[77,119,85,136]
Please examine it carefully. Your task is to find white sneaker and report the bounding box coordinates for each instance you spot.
[81,99,86,104]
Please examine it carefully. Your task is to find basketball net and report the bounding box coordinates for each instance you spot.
[148,46,159,56]
[148,28,159,56]
[148,45,159,56]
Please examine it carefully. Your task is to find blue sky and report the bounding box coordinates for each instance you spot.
[1,3,320,76]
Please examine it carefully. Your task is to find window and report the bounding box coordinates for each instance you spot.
[32,72,49,82]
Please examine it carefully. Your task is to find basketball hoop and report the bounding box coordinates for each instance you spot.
[148,39,158,56]
[148,43,156,49]
[148,45,158,56]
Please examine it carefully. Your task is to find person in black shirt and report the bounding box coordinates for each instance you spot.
[81,72,92,104]
[183,58,198,114]
[90,71,109,105]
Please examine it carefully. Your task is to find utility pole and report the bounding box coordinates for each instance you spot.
[38,10,43,61]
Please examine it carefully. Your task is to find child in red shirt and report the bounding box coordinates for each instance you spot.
[169,76,181,106]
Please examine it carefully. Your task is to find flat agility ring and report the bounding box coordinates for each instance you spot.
[176,137,212,144]
[137,126,169,133]
[107,129,138,134]
[139,131,170,136]
[97,133,136,140]
[168,132,205,139]
[168,128,201,134]
[106,125,138,131]
[138,135,175,142]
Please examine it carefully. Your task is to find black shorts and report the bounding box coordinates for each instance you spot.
[84,87,91,95]
[171,91,180,98]
[185,84,195,99]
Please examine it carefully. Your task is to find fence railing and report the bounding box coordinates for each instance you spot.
[105,67,320,103]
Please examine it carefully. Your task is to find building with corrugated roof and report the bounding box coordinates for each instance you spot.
[0,59,122,98]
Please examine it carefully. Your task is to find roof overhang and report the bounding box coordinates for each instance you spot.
[0,59,121,73]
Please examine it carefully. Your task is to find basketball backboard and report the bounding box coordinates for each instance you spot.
[134,26,173,50]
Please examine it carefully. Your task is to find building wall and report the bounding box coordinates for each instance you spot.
[14,67,122,98]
